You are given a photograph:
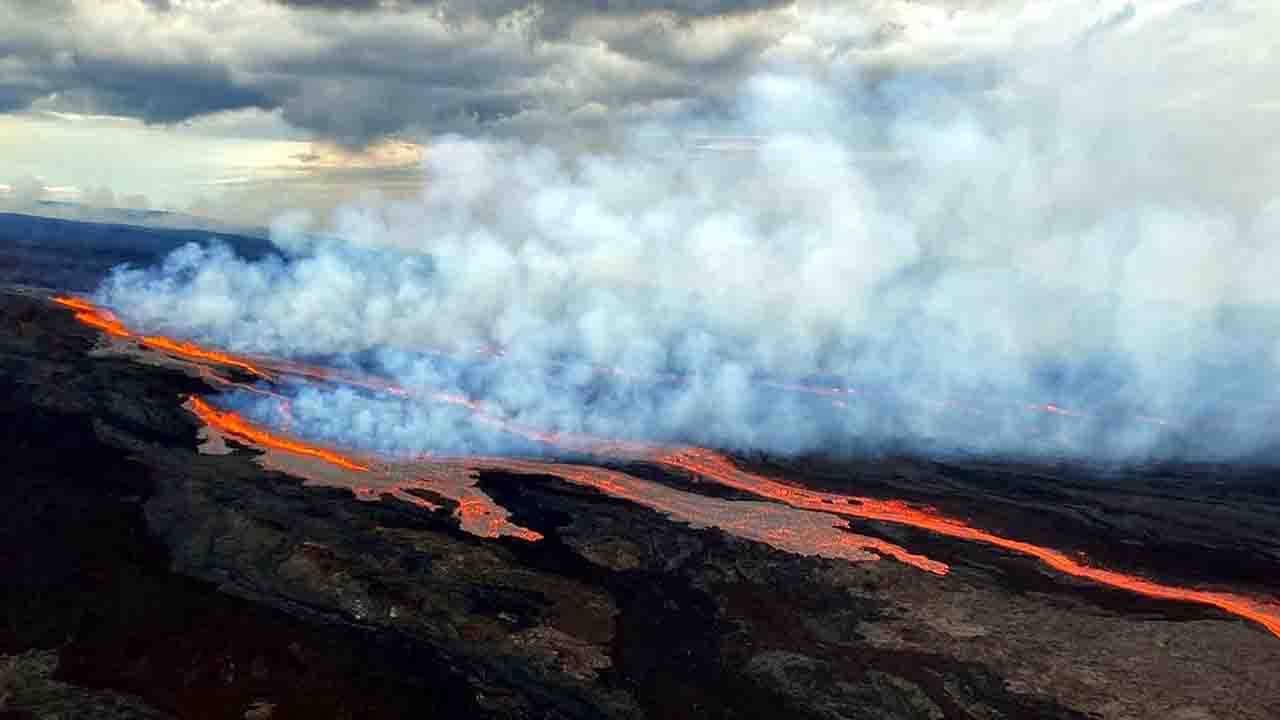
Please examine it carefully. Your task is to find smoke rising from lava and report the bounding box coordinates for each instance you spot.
[95,3,1280,462]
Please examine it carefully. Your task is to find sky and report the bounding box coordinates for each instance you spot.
[4,0,1273,228]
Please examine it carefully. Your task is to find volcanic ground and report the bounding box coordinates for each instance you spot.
[2,214,1279,719]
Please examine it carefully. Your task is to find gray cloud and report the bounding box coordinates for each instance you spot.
[1,4,275,123]
[0,85,41,113]
[56,57,275,123]
[0,0,796,146]
[272,0,384,8]
[273,0,790,21]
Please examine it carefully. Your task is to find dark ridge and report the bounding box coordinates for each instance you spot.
[0,212,277,292]
[0,406,483,719]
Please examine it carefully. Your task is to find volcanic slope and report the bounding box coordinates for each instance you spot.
[3,287,1280,719]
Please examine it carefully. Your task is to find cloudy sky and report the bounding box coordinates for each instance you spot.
[0,0,1275,226]
[4,0,1277,458]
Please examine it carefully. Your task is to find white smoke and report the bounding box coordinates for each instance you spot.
[96,1,1280,461]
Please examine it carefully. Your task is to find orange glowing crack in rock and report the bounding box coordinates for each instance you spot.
[55,295,1280,639]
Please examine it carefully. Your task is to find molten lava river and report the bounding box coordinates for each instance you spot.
[55,295,1280,641]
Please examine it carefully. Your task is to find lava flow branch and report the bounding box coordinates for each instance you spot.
[655,447,1280,640]
[52,295,1280,640]
[183,392,943,572]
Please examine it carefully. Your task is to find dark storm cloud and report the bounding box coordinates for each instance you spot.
[0,48,274,124]
[396,0,793,40]
[273,0,790,20]
[0,0,791,146]
[277,79,531,144]
[0,2,273,123]
[0,84,42,113]
[273,0,384,8]
[58,55,275,123]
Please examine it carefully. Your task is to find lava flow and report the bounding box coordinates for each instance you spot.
[656,448,1280,639]
[188,396,370,471]
[463,457,946,573]
[53,294,1280,639]
[188,393,546,542]
[185,395,932,563]
[53,296,270,379]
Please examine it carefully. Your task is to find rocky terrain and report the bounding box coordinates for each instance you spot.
[1,215,1278,719]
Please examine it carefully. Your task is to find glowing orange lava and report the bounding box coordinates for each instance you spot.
[655,448,1280,639]
[139,335,269,378]
[53,296,269,378]
[50,296,99,313]
[188,396,370,471]
[186,394,543,541]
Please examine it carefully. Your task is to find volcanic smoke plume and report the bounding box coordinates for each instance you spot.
[94,2,1280,462]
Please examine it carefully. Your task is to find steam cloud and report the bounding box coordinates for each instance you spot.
[96,2,1280,462]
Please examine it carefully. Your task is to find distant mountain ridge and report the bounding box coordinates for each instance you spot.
[24,200,268,238]
[0,211,277,292]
